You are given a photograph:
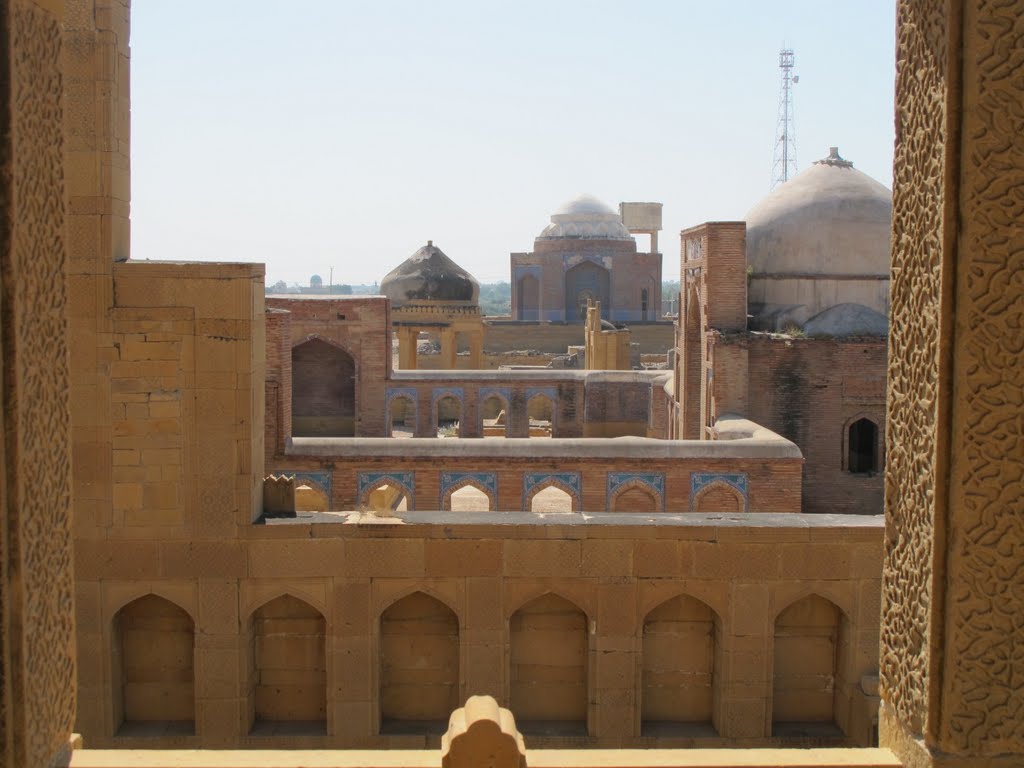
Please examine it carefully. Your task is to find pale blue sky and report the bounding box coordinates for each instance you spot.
[131,1,896,286]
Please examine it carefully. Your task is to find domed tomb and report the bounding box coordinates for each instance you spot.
[380,241,479,307]
[744,148,893,334]
[538,194,633,240]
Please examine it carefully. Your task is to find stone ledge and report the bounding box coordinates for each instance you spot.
[65,748,901,768]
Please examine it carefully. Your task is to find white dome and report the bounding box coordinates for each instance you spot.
[745,148,892,276]
[538,194,632,240]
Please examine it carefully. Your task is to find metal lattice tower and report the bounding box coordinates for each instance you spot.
[771,48,798,190]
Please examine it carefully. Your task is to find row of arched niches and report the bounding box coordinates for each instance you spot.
[113,589,853,740]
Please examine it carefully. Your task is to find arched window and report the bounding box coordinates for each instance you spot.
[449,484,492,511]
[847,418,878,473]
[527,395,554,438]
[380,593,459,733]
[436,395,461,438]
[388,395,415,438]
[530,484,573,513]
[480,394,507,438]
[113,595,195,736]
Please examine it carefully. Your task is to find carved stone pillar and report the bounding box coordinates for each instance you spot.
[880,1,1024,766]
[1,2,77,765]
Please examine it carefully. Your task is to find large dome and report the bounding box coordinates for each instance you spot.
[745,148,892,276]
[538,194,632,240]
[380,241,479,306]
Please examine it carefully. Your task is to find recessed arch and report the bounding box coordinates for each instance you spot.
[112,594,195,736]
[641,594,720,736]
[358,476,414,513]
[379,591,460,734]
[291,336,356,436]
[692,480,746,513]
[248,594,327,734]
[610,478,663,513]
[509,593,588,735]
[517,273,540,321]
[565,260,610,322]
[772,593,850,738]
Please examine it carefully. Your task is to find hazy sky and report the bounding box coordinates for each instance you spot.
[131,1,896,287]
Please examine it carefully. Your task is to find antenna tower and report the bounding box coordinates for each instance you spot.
[771,48,798,189]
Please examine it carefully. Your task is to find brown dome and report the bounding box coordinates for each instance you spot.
[380,241,479,306]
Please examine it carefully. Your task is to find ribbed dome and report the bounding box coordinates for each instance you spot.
[380,241,479,306]
[538,194,632,240]
[745,148,892,276]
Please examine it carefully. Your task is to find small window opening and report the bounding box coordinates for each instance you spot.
[847,418,878,473]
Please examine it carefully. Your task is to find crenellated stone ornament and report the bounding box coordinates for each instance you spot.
[442,695,527,768]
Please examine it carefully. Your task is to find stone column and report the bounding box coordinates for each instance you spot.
[439,327,457,370]
[468,329,484,370]
[397,326,417,370]
[880,2,1024,766]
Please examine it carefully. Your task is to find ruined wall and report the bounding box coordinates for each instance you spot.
[741,335,887,515]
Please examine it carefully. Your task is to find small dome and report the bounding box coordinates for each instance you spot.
[538,194,632,240]
[380,241,479,306]
[745,148,892,276]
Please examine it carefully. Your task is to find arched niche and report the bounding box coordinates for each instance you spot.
[641,594,719,736]
[772,594,849,738]
[388,395,416,437]
[112,595,195,736]
[509,594,588,736]
[565,260,609,321]
[248,594,327,734]
[379,592,460,734]
[480,394,508,438]
[292,338,356,437]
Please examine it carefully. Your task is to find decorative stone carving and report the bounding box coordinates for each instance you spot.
[442,695,526,768]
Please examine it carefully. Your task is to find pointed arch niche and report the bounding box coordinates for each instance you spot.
[247,594,327,735]
[641,594,720,737]
[112,595,195,737]
[772,594,850,738]
[379,592,460,734]
[510,594,588,736]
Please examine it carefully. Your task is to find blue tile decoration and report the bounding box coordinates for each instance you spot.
[526,387,557,402]
[479,387,511,405]
[690,472,748,511]
[439,472,498,507]
[523,472,582,509]
[432,387,464,404]
[358,471,415,508]
[607,472,665,512]
[386,387,418,404]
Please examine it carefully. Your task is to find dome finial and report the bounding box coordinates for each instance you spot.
[427,240,433,247]
[814,146,854,168]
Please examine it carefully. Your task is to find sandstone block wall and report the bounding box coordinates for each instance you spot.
[73,514,883,750]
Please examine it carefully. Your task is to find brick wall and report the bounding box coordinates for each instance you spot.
[265,297,389,437]
[741,335,887,514]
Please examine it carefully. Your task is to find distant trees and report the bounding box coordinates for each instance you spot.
[479,282,510,316]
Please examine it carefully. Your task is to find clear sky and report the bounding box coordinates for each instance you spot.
[131,1,896,287]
